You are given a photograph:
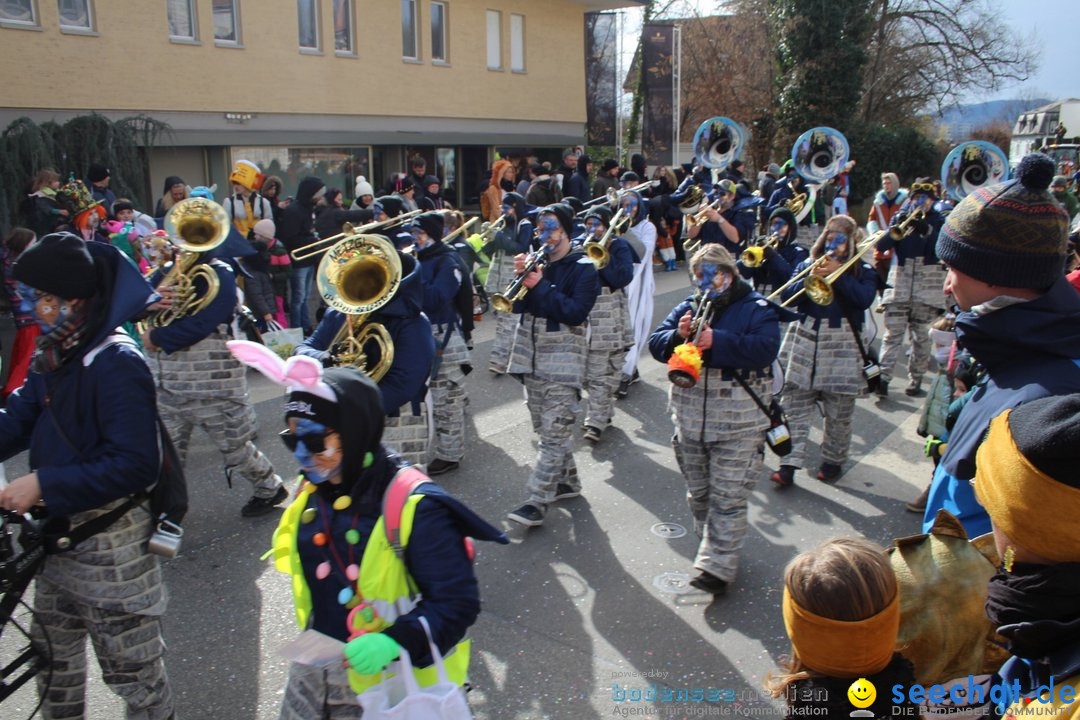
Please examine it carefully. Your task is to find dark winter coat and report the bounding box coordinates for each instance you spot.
[0,242,160,518]
[597,236,636,291]
[513,249,599,331]
[566,168,592,201]
[780,260,878,332]
[243,244,278,319]
[416,241,463,328]
[279,176,325,269]
[148,258,238,353]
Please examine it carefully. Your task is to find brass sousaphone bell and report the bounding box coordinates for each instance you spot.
[941,140,1010,202]
[317,233,402,381]
[151,198,230,327]
[788,127,850,223]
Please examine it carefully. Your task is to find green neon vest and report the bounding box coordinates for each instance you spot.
[272,483,471,693]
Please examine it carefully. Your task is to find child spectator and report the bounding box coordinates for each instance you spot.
[21,168,68,237]
[767,537,919,719]
[256,218,292,327]
[1,227,39,398]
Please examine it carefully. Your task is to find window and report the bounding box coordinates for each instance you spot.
[509,13,525,72]
[167,0,196,41]
[58,0,93,31]
[401,0,418,60]
[0,0,38,27]
[485,10,501,70]
[297,0,318,50]
[430,1,447,63]
[212,0,238,44]
[333,0,352,54]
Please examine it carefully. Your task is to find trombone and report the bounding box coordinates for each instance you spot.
[886,205,928,243]
[290,209,425,262]
[740,231,782,268]
[575,179,660,216]
[478,213,508,244]
[491,245,546,313]
[777,235,879,307]
[583,206,627,269]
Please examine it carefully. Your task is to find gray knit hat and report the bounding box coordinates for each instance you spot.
[936,153,1068,289]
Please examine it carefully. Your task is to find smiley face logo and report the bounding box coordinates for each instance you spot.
[847,678,876,709]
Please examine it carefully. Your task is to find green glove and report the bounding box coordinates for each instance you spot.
[344,632,400,675]
[923,436,945,461]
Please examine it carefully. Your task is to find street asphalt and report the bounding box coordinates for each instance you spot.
[2,265,936,720]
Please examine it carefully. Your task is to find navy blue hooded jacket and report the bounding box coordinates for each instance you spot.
[294,368,507,664]
[874,201,945,266]
[923,276,1080,536]
[297,252,435,415]
[279,176,326,269]
[513,248,599,331]
[416,240,464,328]
[780,259,878,331]
[490,193,534,255]
[597,236,636,291]
[649,280,797,381]
[0,242,161,518]
[738,207,809,290]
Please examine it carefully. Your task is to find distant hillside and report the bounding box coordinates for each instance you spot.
[938,98,1052,128]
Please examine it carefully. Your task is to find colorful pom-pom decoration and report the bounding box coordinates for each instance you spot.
[668,343,703,388]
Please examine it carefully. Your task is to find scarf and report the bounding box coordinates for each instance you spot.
[31,307,95,374]
[985,562,1080,659]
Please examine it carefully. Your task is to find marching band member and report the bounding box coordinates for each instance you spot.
[686,179,741,254]
[581,205,637,444]
[295,244,435,470]
[649,244,793,596]
[874,177,946,398]
[506,204,599,528]
[142,207,286,517]
[618,189,657,398]
[412,211,471,476]
[737,207,808,294]
[772,215,878,487]
[485,192,534,375]
[224,160,273,238]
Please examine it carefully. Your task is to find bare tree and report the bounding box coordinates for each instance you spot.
[860,0,1038,123]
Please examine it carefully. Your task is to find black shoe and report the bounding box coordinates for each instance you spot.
[616,378,631,399]
[427,458,459,476]
[583,425,602,444]
[817,463,843,483]
[630,370,640,385]
[905,378,924,397]
[507,503,546,527]
[689,571,728,596]
[553,483,581,501]
[241,485,289,517]
[875,380,889,398]
[770,465,796,488]
[905,484,931,513]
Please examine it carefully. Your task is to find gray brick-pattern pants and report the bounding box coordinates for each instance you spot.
[384,404,431,469]
[486,251,519,373]
[158,392,283,498]
[524,376,580,505]
[672,431,759,583]
[879,301,941,384]
[32,576,174,720]
[279,661,363,720]
[782,385,856,469]
[431,324,469,462]
[585,288,631,430]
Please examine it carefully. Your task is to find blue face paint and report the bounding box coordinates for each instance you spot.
[770,220,787,236]
[291,419,340,484]
[18,282,70,334]
[825,232,849,261]
[696,262,731,297]
[539,215,560,252]
[585,218,601,236]
[622,196,638,214]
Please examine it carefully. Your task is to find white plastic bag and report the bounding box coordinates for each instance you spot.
[261,320,304,360]
[357,617,472,720]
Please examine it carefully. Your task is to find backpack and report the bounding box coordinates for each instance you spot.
[436,250,476,342]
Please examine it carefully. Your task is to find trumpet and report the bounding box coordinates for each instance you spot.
[479,213,508,244]
[583,206,627,269]
[667,295,714,389]
[740,231,782,268]
[491,247,546,313]
[887,206,928,242]
[290,209,425,261]
[779,235,878,307]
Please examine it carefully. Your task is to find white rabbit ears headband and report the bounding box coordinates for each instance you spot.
[226,340,337,404]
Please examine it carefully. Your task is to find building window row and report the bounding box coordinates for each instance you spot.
[2,0,524,69]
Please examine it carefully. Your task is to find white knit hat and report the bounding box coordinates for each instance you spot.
[253,218,276,238]
[354,175,374,198]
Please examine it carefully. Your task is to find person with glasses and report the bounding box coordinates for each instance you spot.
[873,177,947,398]
[771,215,879,487]
[506,204,599,528]
[581,205,637,445]
[226,349,507,719]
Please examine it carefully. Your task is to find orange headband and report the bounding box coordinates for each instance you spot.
[782,586,900,677]
[974,410,1080,564]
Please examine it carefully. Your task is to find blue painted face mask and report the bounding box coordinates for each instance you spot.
[770,220,787,237]
[290,419,340,484]
[622,196,638,215]
[696,262,731,298]
[18,282,71,335]
[539,215,560,252]
[825,232,849,261]
[585,218,601,236]
[409,224,427,252]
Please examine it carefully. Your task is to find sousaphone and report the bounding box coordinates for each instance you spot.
[941,141,1010,202]
[789,127,850,223]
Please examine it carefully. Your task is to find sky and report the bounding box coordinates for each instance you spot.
[620,0,1075,105]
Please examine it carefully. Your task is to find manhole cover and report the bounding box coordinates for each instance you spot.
[652,572,693,595]
[650,522,687,539]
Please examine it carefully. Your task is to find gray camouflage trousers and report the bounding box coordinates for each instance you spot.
[158,391,283,499]
[487,309,518,373]
[782,386,856,469]
[32,576,174,720]
[525,376,581,505]
[672,431,760,582]
[279,661,362,720]
[879,301,940,384]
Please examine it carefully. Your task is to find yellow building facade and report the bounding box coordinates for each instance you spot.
[0,0,640,206]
